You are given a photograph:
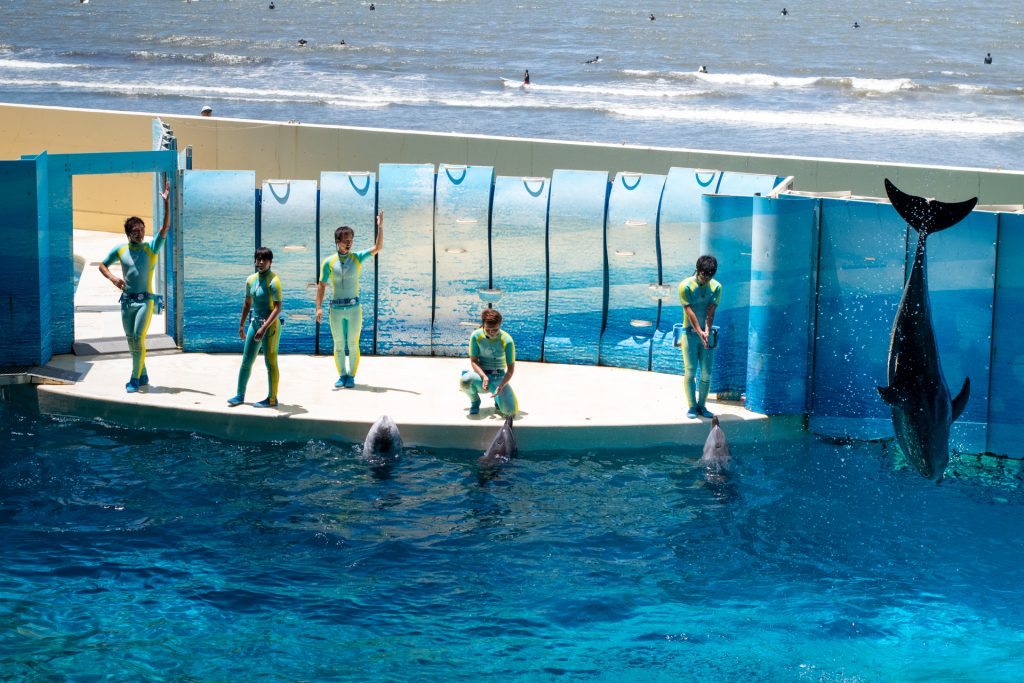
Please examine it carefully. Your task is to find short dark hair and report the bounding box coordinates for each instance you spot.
[481,308,502,327]
[334,226,354,241]
[696,254,717,277]
[124,216,145,235]
[254,246,274,262]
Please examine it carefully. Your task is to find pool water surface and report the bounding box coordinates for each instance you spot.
[1,404,1022,680]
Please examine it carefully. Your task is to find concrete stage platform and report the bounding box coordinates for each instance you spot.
[22,351,804,452]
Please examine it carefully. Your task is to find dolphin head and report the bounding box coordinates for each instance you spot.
[362,415,403,462]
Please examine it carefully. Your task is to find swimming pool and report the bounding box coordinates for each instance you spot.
[2,403,1022,680]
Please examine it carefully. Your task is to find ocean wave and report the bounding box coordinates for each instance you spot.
[0,58,86,70]
[623,68,920,93]
[129,51,271,66]
[606,105,1024,135]
[502,78,709,99]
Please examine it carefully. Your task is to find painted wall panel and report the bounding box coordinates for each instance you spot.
[490,176,549,361]
[544,169,609,365]
[318,171,377,356]
[181,170,256,352]
[652,168,721,375]
[433,164,494,356]
[260,179,318,354]
[808,198,905,440]
[715,171,782,198]
[376,163,435,355]
[601,172,666,370]
[989,213,1024,458]
[927,210,996,454]
[746,196,819,414]
[700,194,754,399]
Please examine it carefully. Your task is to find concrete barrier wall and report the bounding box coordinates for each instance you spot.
[3,103,1022,232]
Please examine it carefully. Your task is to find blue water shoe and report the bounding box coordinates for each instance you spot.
[686,407,699,419]
[697,406,714,418]
[253,397,278,408]
[344,375,355,388]
[126,378,140,394]
[335,376,347,388]
[227,394,245,407]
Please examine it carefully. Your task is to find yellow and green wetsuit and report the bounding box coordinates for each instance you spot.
[460,328,518,416]
[679,274,723,410]
[236,270,283,401]
[319,249,372,382]
[102,234,165,383]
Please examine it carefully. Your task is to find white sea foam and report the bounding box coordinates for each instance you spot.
[0,58,84,70]
[502,79,706,99]
[129,51,270,66]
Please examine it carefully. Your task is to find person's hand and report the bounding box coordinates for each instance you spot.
[238,324,245,340]
[490,384,504,398]
[315,306,323,323]
[698,327,710,348]
[160,178,170,204]
[376,210,384,228]
[480,374,489,391]
[111,276,126,290]
[254,327,266,342]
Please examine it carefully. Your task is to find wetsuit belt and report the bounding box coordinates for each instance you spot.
[331,297,359,307]
[121,292,155,303]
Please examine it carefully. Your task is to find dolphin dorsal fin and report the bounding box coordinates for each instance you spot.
[951,377,971,422]
[877,385,903,408]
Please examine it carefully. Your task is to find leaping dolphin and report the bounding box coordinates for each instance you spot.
[478,415,517,468]
[361,415,403,462]
[877,179,975,481]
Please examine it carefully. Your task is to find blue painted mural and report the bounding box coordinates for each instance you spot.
[490,176,549,361]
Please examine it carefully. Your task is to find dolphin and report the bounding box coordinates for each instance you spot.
[361,415,403,462]
[699,416,731,473]
[877,179,975,481]
[478,414,517,468]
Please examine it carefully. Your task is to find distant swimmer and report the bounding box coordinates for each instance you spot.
[268,1,275,8]
[781,7,788,16]
[339,39,346,46]
[649,13,655,21]
[200,105,213,117]
[298,39,308,46]
[584,55,601,64]
[984,52,993,64]
[853,21,860,28]
[523,69,530,86]
[369,2,375,9]
[698,65,708,73]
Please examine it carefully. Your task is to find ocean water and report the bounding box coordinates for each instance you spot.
[1,0,1022,170]
[2,403,1024,680]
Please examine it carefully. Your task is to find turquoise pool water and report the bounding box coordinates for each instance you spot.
[2,403,1022,680]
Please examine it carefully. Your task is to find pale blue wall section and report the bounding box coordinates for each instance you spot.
[700,194,753,399]
[601,172,666,370]
[490,176,549,361]
[181,170,255,352]
[715,171,782,197]
[377,163,435,355]
[927,211,996,454]
[260,179,318,354]
[318,171,377,356]
[432,164,494,356]
[0,157,49,365]
[544,169,609,365]
[651,168,721,375]
[989,212,1024,458]
[808,198,905,440]
[746,196,819,414]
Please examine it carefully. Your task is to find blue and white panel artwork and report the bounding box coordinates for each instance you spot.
[601,172,666,371]
[927,209,996,454]
[490,175,549,361]
[319,171,377,356]
[989,212,1024,458]
[699,194,754,400]
[651,167,722,375]
[745,196,819,415]
[715,171,783,198]
[544,169,609,365]
[260,179,318,354]
[181,170,256,352]
[376,163,436,355]
[432,164,494,356]
[808,198,906,440]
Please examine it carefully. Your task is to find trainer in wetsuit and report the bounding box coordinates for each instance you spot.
[98,178,170,394]
[679,254,722,419]
[315,211,384,388]
[228,247,283,408]
[460,308,518,417]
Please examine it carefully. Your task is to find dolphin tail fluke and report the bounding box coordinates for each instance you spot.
[884,179,977,236]
[951,377,971,422]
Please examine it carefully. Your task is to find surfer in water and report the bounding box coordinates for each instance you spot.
[584,55,600,64]
[984,52,992,64]
[698,65,708,73]
[522,69,530,86]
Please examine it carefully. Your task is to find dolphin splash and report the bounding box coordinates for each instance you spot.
[877,179,975,481]
[478,414,517,468]
[361,414,403,463]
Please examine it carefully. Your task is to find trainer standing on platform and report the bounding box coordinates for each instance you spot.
[679,254,722,419]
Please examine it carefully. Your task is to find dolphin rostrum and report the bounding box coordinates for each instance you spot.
[877,179,975,481]
[361,414,403,462]
[699,416,731,473]
[478,414,517,468]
